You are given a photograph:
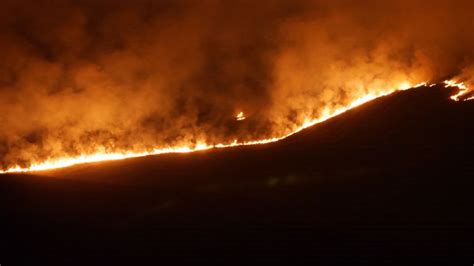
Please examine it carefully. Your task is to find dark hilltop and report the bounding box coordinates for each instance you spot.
[2,85,473,264]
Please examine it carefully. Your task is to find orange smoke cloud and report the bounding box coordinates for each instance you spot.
[0,0,473,171]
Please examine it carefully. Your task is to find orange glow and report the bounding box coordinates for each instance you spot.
[236,112,246,121]
[444,80,473,101]
[0,81,470,174]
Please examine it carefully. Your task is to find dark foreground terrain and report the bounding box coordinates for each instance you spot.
[1,85,473,264]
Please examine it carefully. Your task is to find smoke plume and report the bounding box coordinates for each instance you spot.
[1,0,473,169]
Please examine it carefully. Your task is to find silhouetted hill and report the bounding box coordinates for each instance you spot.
[2,85,473,264]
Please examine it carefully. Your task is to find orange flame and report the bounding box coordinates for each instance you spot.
[0,81,470,174]
[444,80,474,101]
[236,111,246,121]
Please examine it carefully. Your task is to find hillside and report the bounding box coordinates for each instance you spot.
[2,85,473,264]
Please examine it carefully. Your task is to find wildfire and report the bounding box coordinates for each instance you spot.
[443,80,474,101]
[236,112,246,121]
[0,81,471,174]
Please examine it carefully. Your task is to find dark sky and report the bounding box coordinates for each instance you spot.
[1,0,473,169]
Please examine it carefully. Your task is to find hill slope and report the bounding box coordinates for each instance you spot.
[2,85,474,264]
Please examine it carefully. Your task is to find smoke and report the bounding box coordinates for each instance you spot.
[0,0,473,169]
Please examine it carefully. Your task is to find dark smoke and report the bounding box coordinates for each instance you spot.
[1,0,473,169]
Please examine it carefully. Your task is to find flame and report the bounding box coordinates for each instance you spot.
[1,81,471,174]
[444,80,473,101]
[236,111,246,121]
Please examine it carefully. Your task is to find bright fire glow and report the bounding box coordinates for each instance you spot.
[444,80,473,101]
[236,111,246,121]
[0,81,471,174]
